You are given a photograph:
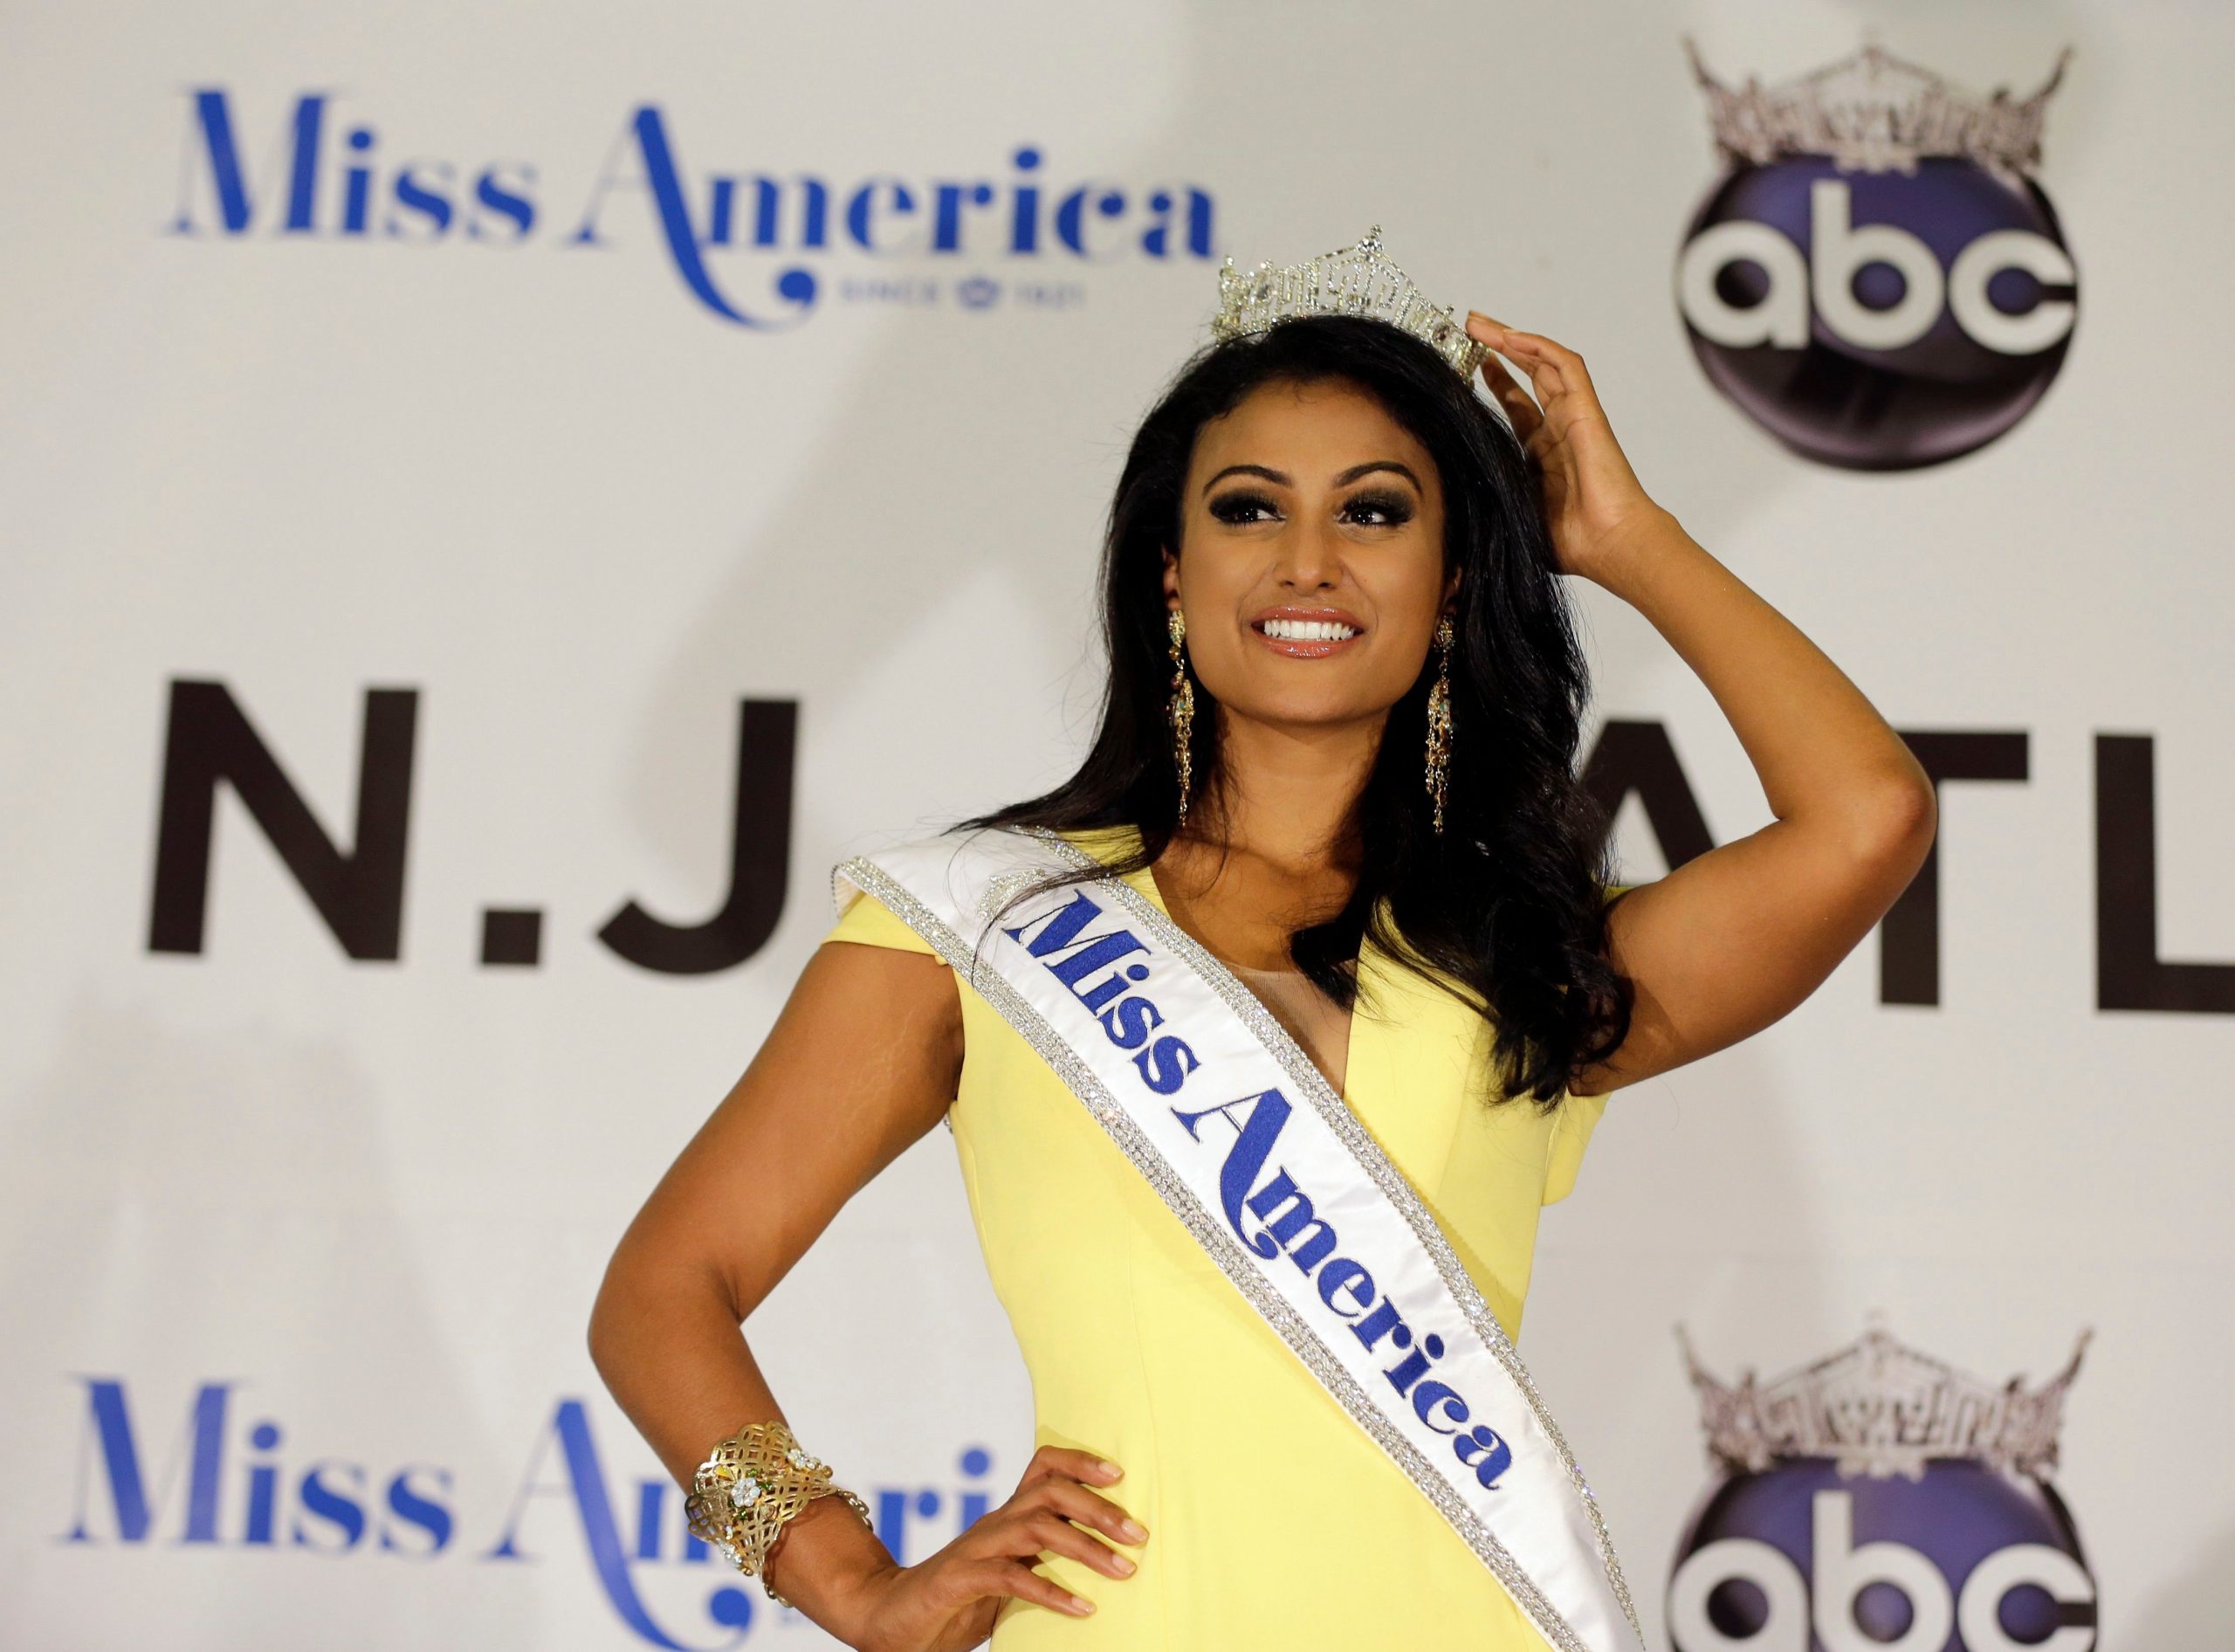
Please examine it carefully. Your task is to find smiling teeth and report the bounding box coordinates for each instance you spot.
[1262,619,1358,641]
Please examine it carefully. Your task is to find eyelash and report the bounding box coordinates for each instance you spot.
[1207,489,1415,527]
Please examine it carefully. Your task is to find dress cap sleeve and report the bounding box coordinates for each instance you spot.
[822,885,938,956]
[1541,1087,1611,1206]
[1546,880,1635,1198]
[1541,881,1633,1204]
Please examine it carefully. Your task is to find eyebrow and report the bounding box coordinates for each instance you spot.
[1200,460,1422,497]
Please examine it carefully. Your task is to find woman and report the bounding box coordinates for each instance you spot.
[588,241,1936,1652]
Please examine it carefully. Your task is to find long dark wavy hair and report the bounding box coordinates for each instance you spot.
[961,313,1631,1109]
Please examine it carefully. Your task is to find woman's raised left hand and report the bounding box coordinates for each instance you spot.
[1463,313,1669,585]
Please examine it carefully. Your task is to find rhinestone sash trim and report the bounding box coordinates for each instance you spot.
[830,829,1643,1650]
[1018,829,1642,1642]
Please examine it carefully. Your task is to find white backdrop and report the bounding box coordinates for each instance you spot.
[3,2,2228,1647]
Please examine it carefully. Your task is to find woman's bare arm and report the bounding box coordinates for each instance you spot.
[1571,510,1935,1095]
[590,935,1145,1649]
[1462,314,1936,1098]
[587,938,962,1630]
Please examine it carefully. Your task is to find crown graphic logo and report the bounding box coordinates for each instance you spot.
[1685,39,2073,177]
[1679,1320,2090,1482]
[1212,226,1489,379]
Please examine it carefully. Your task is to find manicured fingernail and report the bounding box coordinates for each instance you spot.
[1119,1518,1148,1542]
[1069,1593,1096,1614]
[1111,1552,1137,1575]
[1097,1459,1124,1481]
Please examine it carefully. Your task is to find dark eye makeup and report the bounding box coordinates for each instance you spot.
[1207,488,1280,525]
[1205,487,1417,527]
[1343,489,1415,527]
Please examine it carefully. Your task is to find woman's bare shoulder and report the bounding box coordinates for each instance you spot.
[799,926,961,1072]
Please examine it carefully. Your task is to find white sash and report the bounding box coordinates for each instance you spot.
[834,827,1643,1652]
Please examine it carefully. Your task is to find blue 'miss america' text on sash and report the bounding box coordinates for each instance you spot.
[835,828,1644,1652]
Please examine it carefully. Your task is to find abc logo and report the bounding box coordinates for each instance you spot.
[1676,157,2079,470]
[1669,1460,2096,1652]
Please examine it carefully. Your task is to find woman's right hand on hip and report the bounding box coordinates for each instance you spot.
[825,1444,1147,1651]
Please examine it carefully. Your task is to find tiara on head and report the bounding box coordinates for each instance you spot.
[1212,225,1489,379]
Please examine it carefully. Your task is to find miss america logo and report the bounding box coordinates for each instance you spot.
[164,89,1218,327]
[1001,886,1518,1489]
[63,1378,1008,1648]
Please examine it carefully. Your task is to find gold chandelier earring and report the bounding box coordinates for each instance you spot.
[1424,616,1454,836]
[1168,609,1195,823]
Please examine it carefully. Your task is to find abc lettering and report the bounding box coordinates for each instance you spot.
[1679,178,2076,355]
[1668,1488,2098,1652]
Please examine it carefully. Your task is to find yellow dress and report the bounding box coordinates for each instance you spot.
[823,825,1613,1649]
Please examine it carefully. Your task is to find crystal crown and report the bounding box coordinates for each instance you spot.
[1212,226,1488,379]
[1679,1320,2089,1481]
[1686,39,2072,178]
